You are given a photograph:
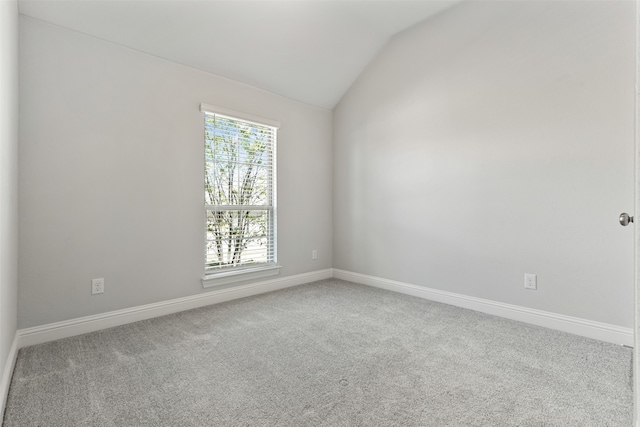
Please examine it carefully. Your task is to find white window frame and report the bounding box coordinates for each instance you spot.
[200,103,280,288]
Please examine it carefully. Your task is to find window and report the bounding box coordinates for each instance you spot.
[201,104,279,287]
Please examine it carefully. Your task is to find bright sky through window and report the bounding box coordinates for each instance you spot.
[204,111,277,273]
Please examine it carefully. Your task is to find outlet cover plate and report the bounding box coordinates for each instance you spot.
[92,278,104,295]
[524,273,537,290]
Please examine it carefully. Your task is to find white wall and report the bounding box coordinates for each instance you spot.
[333,1,635,328]
[0,0,19,400]
[18,17,333,328]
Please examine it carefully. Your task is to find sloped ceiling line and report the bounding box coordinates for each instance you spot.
[18,0,460,109]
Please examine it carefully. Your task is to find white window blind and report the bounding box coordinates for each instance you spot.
[203,107,277,275]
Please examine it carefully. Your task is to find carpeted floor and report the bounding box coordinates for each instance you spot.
[2,279,633,426]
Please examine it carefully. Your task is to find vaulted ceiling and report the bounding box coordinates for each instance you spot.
[18,1,460,109]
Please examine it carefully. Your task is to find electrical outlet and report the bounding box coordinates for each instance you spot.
[524,273,537,290]
[312,250,318,260]
[92,278,104,295]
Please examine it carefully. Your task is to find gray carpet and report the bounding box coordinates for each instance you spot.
[2,279,633,426]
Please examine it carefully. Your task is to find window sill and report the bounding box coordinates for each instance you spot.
[201,265,282,288]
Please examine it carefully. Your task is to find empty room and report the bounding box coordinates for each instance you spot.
[0,0,638,425]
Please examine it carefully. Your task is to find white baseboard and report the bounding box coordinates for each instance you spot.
[0,333,18,419]
[14,267,633,349]
[17,269,333,348]
[333,269,633,347]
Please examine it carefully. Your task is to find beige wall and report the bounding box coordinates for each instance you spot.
[333,1,635,327]
[0,0,19,404]
[18,17,333,328]
[17,1,637,332]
